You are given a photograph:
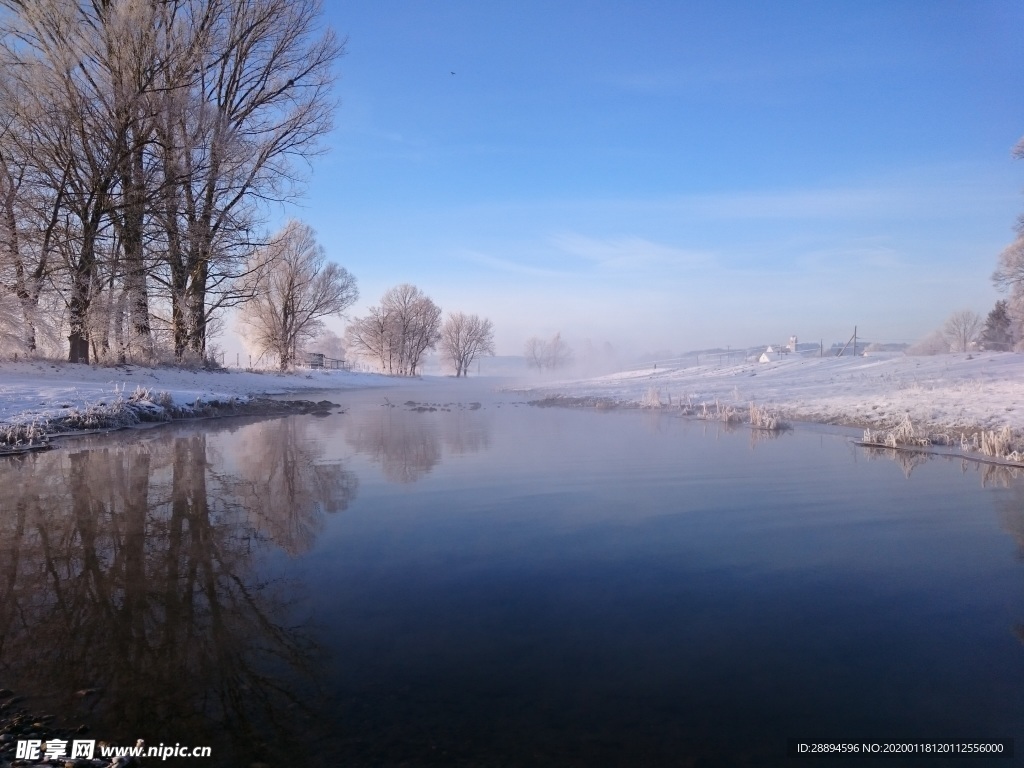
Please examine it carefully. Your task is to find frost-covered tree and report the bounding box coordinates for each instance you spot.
[906,330,949,356]
[524,332,573,371]
[993,135,1024,348]
[236,221,357,371]
[0,0,344,363]
[439,312,494,377]
[942,309,982,353]
[345,284,441,376]
[981,299,1014,351]
[150,0,344,361]
[524,336,546,370]
[546,332,573,369]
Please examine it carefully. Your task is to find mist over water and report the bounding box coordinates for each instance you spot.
[2,381,1024,765]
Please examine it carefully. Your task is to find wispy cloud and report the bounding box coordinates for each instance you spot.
[550,233,714,270]
[445,171,1017,228]
[457,250,567,279]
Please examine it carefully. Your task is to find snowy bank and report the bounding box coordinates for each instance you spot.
[514,351,1024,437]
[0,360,398,450]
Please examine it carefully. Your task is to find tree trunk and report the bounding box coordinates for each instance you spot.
[122,140,153,360]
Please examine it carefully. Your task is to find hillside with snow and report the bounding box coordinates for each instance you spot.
[515,351,1024,435]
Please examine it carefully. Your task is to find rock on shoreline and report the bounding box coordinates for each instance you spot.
[0,687,137,767]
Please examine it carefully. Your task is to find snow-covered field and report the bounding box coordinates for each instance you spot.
[0,360,396,435]
[4,352,1024,453]
[515,351,1024,435]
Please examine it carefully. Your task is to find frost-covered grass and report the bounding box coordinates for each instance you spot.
[748,402,789,431]
[961,426,1024,463]
[0,359,401,448]
[0,386,177,447]
[0,419,45,449]
[697,399,741,424]
[862,414,932,449]
[862,416,1024,464]
[636,387,789,432]
[639,387,662,408]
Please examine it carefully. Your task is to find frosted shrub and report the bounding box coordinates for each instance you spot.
[863,414,931,449]
[640,387,662,408]
[749,402,789,431]
[60,401,140,430]
[0,420,45,448]
[129,386,152,402]
[955,427,1024,462]
[980,426,1014,458]
[890,414,924,446]
[698,399,740,424]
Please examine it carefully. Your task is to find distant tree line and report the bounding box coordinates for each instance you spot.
[908,134,1024,356]
[910,308,1001,355]
[345,284,495,377]
[524,332,573,371]
[0,0,342,364]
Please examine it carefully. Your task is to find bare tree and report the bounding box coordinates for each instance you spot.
[0,108,55,354]
[523,331,573,371]
[0,0,344,363]
[547,332,573,369]
[943,309,982,353]
[0,0,132,362]
[992,135,1024,347]
[149,0,345,360]
[346,284,441,375]
[524,336,546,370]
[236,220,357,370]
[439,312,494,377]
[344,304,390,372]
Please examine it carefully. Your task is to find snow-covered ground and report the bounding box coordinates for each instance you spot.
[4,352,1024,451]
[0,360,397,433]
[514,351,1024,435]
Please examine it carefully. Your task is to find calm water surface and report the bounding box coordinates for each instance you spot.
[2,379,1023,766]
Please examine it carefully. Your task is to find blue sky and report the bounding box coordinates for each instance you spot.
[276,0,1024,356]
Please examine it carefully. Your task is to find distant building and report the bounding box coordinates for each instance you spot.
[304,352,347,369]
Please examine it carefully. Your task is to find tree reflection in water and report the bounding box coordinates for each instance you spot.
[345,403,491,483]
[0,416,358,766]
[219,416,359,555]
[346,408,441,483]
